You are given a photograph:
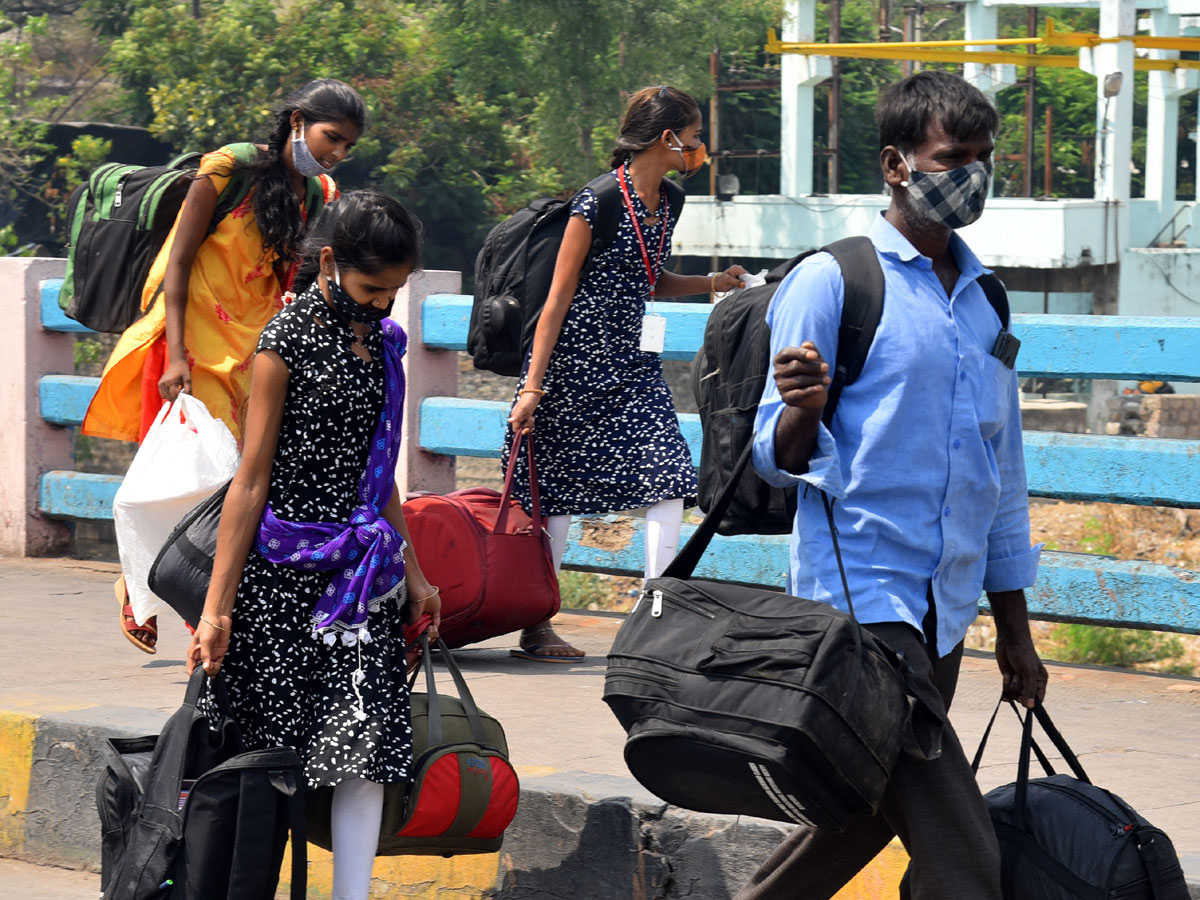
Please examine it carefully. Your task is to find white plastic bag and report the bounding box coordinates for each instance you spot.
[113,393,240,624]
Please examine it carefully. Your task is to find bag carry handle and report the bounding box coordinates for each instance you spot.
[665,445,859,624]
[663,444,752,581]
[417,633,491,748]
[970,696,1055,778]
[495,431,542,533]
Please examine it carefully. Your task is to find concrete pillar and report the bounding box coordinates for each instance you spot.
[780,0,830,196]
[0,257,73,556]
[1145,10,1181,233]
[962,1,1018,101]
[962,0,1017,197]
[1089,0,1136,202]
[394,269,460,499]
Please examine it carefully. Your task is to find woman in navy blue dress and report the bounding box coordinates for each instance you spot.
[505,86,747,661]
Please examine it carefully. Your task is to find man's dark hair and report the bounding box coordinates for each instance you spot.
[876,70,998,153]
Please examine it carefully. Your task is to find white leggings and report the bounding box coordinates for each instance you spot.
[330,778,384,900]
[545,497,683,581]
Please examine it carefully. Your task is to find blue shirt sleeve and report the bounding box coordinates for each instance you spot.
[751,254,849,499]
[983,366,1043,591]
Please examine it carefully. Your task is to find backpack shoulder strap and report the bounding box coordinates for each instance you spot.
[820,236,885,427]
[208,142,259,235]
[663,176,686,217]
[977,272,1010,328]
[586,172,625,252]
[305,173,336,218]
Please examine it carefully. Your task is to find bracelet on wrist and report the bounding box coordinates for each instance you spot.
[520,388,546,397]
[200,614,229,632]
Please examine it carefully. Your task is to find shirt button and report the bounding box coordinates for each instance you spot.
[953,439,961,450]
[944,507,951,517]
[960,371,967,382]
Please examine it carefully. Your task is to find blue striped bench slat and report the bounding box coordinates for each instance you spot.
[421,295,1200,382]
[37,385,1200,507]
[39,375,99,426]
[39,471,121,520]
[36,466,1200,633]
[561,516,1200,635]
[417,397,1200,508]
[40,280,94,334]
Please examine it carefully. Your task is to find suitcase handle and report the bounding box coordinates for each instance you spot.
[495,431,543,533]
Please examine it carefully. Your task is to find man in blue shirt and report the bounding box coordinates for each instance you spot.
[739,72,1047,900]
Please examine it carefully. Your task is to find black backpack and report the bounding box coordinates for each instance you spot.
[692,236,1010,536]
[975,700,1189,900]
[468,173,686,375]
[96,667,306,900]
[59,143,330,334]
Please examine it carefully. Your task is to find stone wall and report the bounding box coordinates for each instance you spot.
[1105,392,1200,438]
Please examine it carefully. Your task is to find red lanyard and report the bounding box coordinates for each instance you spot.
[617,166,669,296]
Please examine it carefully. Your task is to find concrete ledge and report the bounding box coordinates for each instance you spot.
[3,704,1198,899]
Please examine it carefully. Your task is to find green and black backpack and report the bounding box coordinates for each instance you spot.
[57,142,329,334]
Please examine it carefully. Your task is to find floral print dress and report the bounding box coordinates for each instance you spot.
[502,162,698,516]
[205,285,413,790]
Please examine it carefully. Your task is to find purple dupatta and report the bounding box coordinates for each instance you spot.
[255,318,408,646]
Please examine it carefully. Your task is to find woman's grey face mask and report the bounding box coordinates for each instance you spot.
[900,153,993,230]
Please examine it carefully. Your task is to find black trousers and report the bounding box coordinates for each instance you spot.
[733,622,1001,900]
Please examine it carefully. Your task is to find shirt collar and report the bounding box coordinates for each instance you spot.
[868,211,988,282]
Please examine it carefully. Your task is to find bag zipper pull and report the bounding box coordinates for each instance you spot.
[651,590,664,618]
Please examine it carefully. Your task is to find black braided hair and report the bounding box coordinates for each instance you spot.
[608,85,702,169]
[292,190,423,296]
[234,79,367,266]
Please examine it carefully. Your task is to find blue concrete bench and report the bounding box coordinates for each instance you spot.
[38,279,1200,633]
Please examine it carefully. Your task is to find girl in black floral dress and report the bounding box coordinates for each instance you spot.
[504,86,747,661]
[189,191,438,900]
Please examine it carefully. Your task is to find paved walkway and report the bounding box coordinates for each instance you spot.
[3,556,1200,889]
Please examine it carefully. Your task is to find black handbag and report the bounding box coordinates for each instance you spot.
[147,482,227,628]
[975,699,1189,900]
[604,446,941,831]
[97,667,307,900]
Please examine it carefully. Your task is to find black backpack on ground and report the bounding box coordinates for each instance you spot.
[975,699,1188,900]
[692,236,1011,536]
[96,667,306,900]
[604,448,943,832]
[468,173,686,375]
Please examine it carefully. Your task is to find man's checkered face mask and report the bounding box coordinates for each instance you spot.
[901,154,993,229]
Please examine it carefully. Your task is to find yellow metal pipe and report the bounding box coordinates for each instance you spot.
[764,28,1200,72]
[765,25,1200,58]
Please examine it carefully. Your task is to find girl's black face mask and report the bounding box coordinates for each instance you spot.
[330,265,391,325]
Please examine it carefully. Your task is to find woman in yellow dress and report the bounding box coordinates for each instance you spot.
[84,78,366,652]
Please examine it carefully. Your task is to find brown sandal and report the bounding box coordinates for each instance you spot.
[115,576,157,654]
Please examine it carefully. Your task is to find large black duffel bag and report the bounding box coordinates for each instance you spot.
[976,699,1189,900]
[603,447,941,831]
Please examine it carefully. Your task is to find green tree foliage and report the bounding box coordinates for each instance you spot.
[95,0,782,270]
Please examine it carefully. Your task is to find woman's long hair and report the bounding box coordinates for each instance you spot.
[237,79,367,266]
[609,85,702,169]
[292,190,423,296]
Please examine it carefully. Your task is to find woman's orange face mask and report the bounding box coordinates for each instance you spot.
[668,131,708,177]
